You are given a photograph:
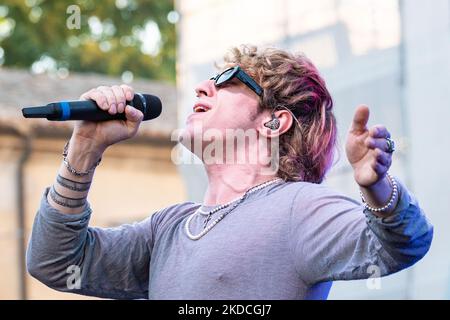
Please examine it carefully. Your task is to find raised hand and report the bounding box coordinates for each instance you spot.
[345,105,395,188]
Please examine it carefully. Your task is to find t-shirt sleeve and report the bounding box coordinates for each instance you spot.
[26,187,170,299]
[289,177,433,285]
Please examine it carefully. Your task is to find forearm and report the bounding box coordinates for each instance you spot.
[28,187,153,299]
[27,184,93,291]
[291,177,433,284]
[47,135,105,214]
[362,178,433,270]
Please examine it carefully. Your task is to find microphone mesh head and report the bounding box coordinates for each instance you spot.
[139,94,162,120]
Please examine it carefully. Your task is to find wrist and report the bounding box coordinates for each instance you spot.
[71,132,107,153]
[359,173,399,216]
[65,135,105,174]
[359,175,389,197]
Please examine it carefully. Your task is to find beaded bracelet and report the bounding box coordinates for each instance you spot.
[62,140,102,177]
[360,173,398,213]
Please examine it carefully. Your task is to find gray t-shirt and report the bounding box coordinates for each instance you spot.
[26,178,433,299]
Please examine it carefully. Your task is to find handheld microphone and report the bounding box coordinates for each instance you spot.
[21,93,162,121]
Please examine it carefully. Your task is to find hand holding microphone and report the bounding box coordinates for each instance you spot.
[26,84,159,174]
[23,84,162,151]
[24,84,163,215]
[72,84,151,151]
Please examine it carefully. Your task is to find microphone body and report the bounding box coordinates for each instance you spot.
[22,93,162,121]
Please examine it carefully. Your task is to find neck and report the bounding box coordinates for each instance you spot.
[203,163,278,206]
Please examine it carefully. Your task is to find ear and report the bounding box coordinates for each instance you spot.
[258,109,294,138]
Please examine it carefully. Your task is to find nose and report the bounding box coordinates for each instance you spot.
[195,79,215,98]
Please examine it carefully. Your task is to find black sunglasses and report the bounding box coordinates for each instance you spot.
[210,66,263,97]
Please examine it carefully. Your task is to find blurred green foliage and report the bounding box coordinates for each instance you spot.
[0,0,176,82]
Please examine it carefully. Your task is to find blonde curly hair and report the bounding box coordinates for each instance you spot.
[222,45,338,183]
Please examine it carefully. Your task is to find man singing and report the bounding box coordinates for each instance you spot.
[27,45,433,299]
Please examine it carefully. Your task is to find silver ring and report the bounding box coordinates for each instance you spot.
[386,137,395,154]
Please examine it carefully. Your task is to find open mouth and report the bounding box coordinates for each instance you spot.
[193,104,211,113]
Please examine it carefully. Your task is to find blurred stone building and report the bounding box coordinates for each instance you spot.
[0,68,186,299]
[176,0,450,299]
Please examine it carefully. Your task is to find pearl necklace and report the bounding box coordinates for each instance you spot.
[185,178,283,240]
